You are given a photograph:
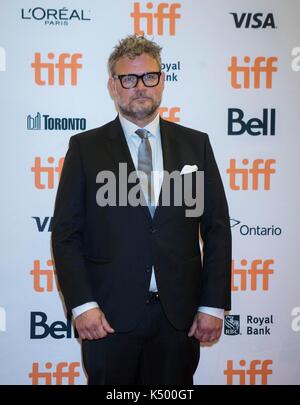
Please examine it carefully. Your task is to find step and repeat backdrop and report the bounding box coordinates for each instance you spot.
[0,0,299,385]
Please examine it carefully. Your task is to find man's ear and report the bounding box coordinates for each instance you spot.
[107,77,115,99]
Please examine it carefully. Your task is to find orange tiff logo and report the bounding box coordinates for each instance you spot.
[226,159,276,190]
[232,259,274,292]
[31,52,82,86]
[30,260,59,292]
[131,2,181,36]
[231,259,274,291]
[228,56,277,89]
[224,360,273,385]
[158,107,180,122]
[31,157,64,189]
[29,362,81,385]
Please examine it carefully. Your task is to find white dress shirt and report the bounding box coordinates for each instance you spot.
[72,113,224,320]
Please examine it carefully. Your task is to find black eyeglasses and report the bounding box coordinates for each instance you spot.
[113,72,161,89]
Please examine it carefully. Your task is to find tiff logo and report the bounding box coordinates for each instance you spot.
[31,157,64,189]
[0,47,6,71]
[228,56,277,89]
[131,2,181,36]
[29,362,81,385]
[224,360,273,385]
[291,307,300,332]
[232,259,274,292]
[0,307,6,332]
[30,259,59,292]
[291,47,300,72]
[226,159,276,190]
[31,52,82,85]
[159,107,180,122]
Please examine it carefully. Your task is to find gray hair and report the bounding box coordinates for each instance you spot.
[108,34,162,75]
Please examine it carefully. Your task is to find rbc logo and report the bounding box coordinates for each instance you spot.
[224,315,240,335]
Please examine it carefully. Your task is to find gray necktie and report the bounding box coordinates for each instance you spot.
[136,128,155,217]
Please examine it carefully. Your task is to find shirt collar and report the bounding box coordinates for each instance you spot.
[119,113,160,141]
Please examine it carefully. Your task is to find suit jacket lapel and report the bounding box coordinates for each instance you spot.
[153,118,182,226]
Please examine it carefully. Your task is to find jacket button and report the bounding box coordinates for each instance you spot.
[150,228,157,234]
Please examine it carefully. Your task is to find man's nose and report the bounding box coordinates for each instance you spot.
[136,77,147,90]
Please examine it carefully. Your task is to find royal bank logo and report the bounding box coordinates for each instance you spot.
[224,315,240,335]
[230,218,282,236]
[225,314,274,336]
[27,112,86,131]
[21,7,91,26]
[161,61,181,82]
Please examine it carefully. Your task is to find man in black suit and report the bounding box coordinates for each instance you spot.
[52,34,231,385]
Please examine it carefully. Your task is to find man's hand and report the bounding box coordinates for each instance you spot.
[74,308,115,340]
[188,312,223,343]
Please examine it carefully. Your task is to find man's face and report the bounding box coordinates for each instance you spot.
[108,53,165,123]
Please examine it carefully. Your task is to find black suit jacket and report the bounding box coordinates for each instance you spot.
[51,116,231,331]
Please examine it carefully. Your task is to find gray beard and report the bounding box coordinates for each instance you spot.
[118,97,161,121]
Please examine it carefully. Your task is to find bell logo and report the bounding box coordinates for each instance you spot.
[228,56,277,89]
[0,307,6,332]
[291,307,300,332]
[29,362,81,385]
[30,259,59,292]
[0,47,6,71]
[291,47,300,72]
[224,360,273,385]
[31,157,64,189]
[131,2,181,36]
[159,107,180,122]
[226,158,276,190]
[228,108,276,136]
[31,52,82,86]
[232,259,274,292]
